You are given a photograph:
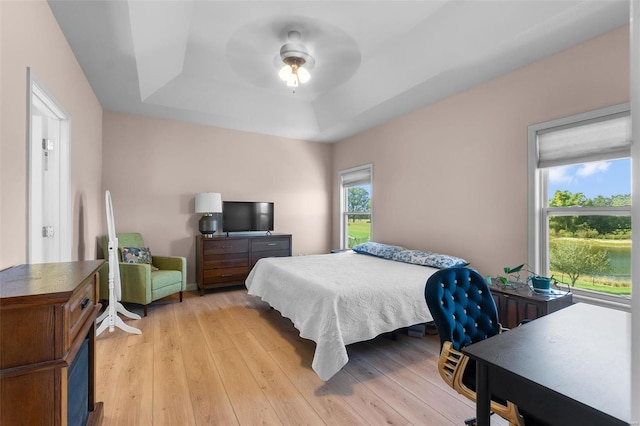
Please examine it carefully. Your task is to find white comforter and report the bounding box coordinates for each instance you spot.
[245,251,436,380]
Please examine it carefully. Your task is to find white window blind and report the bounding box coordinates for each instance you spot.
[536,112,631,168]
[340,165,371,187]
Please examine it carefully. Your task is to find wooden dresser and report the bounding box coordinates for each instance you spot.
[0,260,104,426]
[196,234,292,295]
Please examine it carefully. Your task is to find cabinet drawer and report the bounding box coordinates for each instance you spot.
[203,266,250,284]
[203,253,249,270]
[203,239,249,255]
[66,276,96,346]
[251,238,290,252]
[251,249,290,265]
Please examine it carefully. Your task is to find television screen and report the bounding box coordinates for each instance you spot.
[222,201,274,232]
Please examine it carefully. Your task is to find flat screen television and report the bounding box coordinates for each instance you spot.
[222,201,274,233]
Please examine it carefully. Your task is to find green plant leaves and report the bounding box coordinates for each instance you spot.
[504,264,524,274]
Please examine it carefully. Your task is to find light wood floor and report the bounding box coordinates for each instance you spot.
[95,288,507,425]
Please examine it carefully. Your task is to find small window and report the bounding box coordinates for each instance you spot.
[339,164,372,249]
[529,105,632,301]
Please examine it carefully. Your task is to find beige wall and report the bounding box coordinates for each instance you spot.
[0,1,103,269]
[0,0,628,286]
[333,25,630,277]
[102,112,332,284]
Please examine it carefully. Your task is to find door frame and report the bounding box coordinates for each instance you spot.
[27,68,71,263]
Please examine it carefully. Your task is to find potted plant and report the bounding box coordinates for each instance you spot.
[488,263,555,292]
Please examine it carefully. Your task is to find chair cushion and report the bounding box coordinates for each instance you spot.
[151,270,183,291]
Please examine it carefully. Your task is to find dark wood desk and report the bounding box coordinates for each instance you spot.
[463,303,630,426]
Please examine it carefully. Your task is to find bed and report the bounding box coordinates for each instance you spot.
[245,244,469,381]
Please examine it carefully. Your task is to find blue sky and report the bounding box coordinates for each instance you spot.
[548,158,631,199]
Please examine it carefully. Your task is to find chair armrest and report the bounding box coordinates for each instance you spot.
[152,256,187,290]
[153,255,185,271]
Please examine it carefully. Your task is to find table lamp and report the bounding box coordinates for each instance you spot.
[195,192,222,236]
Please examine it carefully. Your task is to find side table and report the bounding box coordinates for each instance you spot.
[489,283,572,328]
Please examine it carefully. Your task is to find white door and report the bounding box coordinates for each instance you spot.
[28,69,71,263]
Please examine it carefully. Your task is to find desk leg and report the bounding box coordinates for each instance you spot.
[475,361,491,426]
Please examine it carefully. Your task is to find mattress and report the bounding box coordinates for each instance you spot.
[245,251,436,380]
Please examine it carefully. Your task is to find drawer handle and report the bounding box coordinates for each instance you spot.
[221,274,233,278]
[81,297,91,310]
[222,245,234,249]
[267,243,277,246]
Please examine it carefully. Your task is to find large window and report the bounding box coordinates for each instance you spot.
[340,164,372,249]
[528,104,632,303]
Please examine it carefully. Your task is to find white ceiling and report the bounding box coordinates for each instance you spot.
[48,1,629,143]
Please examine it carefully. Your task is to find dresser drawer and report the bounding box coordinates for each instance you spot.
[66,275,96,347]
[251,249,290,265]
[251,237,290,252]
[203,266,250,284]
[203,252,249,270]
[203,238,249,255]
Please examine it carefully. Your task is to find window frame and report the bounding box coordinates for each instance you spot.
[528,103,631,307]
[339,164,373,250]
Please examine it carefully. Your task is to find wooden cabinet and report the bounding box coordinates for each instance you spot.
[0,260,105,426]
[490,285,573,329]
[196,234,292,295]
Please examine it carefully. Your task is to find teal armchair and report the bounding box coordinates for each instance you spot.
[100,232,186,316]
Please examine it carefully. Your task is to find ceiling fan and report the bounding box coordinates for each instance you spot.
[277,30,315,90]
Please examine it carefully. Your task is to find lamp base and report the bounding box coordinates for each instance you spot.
[199,215,217,237]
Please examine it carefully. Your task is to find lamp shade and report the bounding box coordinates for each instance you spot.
[195,192,222,213]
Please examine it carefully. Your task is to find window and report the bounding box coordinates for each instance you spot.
[528,104,632,302]
[340,164,372,249]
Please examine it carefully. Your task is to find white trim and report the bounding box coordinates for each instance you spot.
[545,206,631,216]
[528,103,632,305]
[630,1,640,420]
[528,103,630,136]
[27,68,71,263]
[571,290,631,312]
[339,164,373,250]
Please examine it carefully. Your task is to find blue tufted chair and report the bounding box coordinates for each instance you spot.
[425,267,525,426]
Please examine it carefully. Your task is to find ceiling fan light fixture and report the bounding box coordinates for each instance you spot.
[278,30,314,89]
[278,64,292,81]
[287,72,299,88]
[297,66,310,84]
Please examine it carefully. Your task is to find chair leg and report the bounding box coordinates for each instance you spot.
[179,291,183,302]
[464,418,476,426]
[143,305,148,317]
